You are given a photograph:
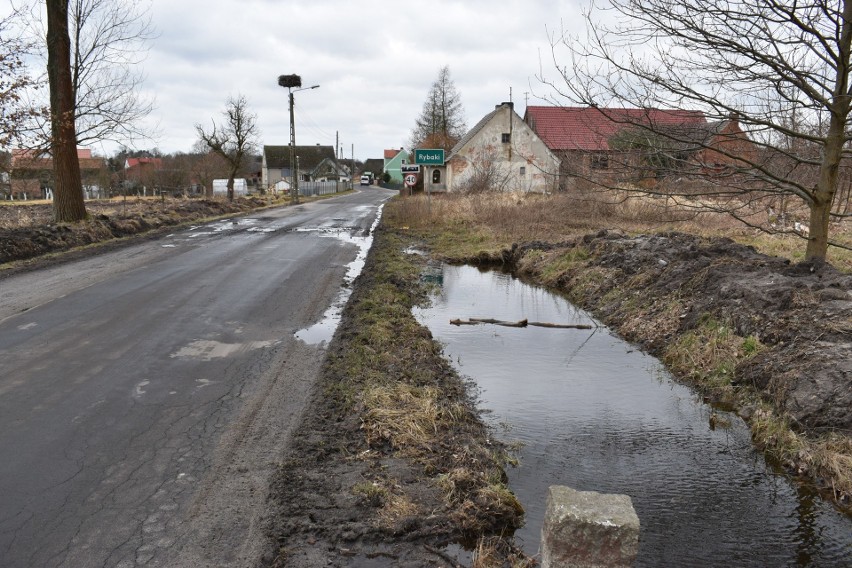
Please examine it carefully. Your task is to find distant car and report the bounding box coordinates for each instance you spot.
[360,175,371,186]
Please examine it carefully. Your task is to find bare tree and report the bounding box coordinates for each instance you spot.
[410,66,467,151]
[189,140,229,198]
[0,10,42,151]
[196,95,258,201]
[545,0,852,262]
[455,148,513,194]
[46,0,86,222]
[18,0,156,148]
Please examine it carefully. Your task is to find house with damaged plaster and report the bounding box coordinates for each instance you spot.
[445,102,560,193]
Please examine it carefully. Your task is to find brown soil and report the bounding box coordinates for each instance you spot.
[0,196,281,268]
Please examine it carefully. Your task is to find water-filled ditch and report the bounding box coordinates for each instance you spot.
[414,264,852,567]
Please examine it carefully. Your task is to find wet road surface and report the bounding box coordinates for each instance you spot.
[0,188,394,567]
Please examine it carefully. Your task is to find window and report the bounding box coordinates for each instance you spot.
[519,166,526,176]
[432,169,441,184]
[590,154,609,170]
[502,133,511,143]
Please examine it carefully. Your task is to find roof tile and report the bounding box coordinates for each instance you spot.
[524,106,706,151]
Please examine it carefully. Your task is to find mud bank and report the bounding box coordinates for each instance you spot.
[264,228,528,567]
[494,230,852,506]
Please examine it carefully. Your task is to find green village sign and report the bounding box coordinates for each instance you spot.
[414,149,445,165]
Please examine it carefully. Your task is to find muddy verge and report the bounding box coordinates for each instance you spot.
[496,230,851,505]
[0,197,279,267]
[263,228,528,567]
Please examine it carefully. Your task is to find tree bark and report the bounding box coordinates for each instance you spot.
[47,0,86,223]
[806,0,852,260]
[226,173,235,202]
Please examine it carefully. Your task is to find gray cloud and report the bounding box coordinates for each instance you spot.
[119,0,584,158]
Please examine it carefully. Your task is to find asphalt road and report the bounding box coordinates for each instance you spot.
[0,188,395,567]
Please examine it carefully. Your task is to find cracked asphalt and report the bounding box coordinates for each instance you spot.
[0,188,395,567]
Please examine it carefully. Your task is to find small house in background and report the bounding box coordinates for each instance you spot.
[446,102,560,194]
[383,148,410,183]
[124,157,164,194]
[262,145,346,189]
[11,149,108,200]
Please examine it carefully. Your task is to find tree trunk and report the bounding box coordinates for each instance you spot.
[47,0,86,223]
[227,172,235,202]
[806,194,832,261]
[806,0,852,261]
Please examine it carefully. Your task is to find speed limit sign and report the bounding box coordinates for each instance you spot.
[404,174,418,187]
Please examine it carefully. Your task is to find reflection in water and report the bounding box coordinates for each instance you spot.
[414,265,852,567]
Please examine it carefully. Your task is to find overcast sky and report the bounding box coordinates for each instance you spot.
[144,0,591,159]
[9,0,588,159]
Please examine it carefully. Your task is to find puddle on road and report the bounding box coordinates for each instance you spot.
[170,339,277,361]
[414,264,852,567]
[179,218,274,240]
[294,205,384,346]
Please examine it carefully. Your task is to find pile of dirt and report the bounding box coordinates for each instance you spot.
[0,197,277,266]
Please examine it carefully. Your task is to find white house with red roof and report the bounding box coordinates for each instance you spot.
[446,102,560,193]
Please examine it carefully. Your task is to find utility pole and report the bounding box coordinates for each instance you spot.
[289,91,298,204]
[335,131,340,194]
[351,144,355,191]
[277,74,319,205]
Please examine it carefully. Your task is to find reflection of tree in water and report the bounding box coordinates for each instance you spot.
[794,484,820,566]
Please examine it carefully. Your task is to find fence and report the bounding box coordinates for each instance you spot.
[298,181,351,197]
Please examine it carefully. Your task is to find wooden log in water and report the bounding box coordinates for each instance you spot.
[529,322,594,330]
[470,317,528,327]
[450,319,482,326]
[450,318,594,330]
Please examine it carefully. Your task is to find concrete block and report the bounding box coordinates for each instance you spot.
[541,485,640,568]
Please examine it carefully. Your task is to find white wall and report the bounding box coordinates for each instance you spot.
[448,104,560,193]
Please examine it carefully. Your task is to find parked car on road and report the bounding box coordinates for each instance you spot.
[360,175,371,186]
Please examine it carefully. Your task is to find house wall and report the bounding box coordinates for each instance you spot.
[447,105,560,193]
[384,151,410,183]
[699,120,758,169]
[556,149,648,191]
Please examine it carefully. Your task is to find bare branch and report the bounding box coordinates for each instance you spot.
[196,94,259,201]
[539,0,852,261]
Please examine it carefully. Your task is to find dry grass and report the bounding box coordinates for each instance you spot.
[750,408,852,502]
[322,230,527,550]
[471,536,537,568]
[351,478,421,529]
[663,317,763,398]
[362,383,441,454]
[387,191,852,271]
